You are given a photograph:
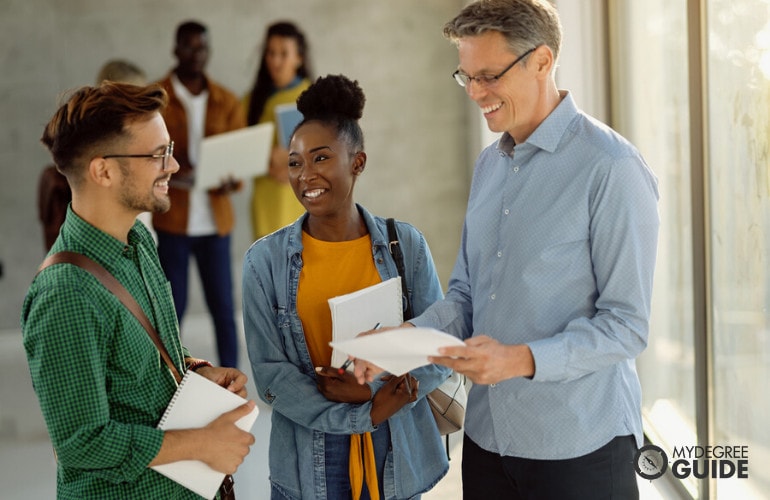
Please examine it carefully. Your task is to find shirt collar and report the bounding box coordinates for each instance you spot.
[61,205,138,263]
[273,76,304,94]
[284,204,388,258]
[497,90,578,155]
[170,72,209,102]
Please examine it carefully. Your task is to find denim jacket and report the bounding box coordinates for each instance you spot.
[242,205,450,499]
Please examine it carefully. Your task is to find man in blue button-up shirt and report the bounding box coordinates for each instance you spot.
[358,1,659,498]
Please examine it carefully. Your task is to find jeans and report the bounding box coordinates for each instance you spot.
[325,422,390,500]
[156,231,238,367]
[462,434,639,500]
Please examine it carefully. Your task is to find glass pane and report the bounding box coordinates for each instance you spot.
[610,0,697,495]
[707,0,770,497]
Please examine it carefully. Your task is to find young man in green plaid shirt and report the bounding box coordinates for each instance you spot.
[22,82,255,499]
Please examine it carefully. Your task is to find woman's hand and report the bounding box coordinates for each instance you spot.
[315,366,372,403]
[370,374,418,425]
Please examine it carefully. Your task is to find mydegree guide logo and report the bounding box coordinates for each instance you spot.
[634,444,749,481]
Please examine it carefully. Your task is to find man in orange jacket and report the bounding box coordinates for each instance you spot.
[153,20,245,368]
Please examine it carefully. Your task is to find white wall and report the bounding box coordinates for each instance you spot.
[0,0,469,329]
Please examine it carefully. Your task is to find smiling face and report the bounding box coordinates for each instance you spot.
[456,31,541,142]
[288,120,364,222]
[113,113,179,214]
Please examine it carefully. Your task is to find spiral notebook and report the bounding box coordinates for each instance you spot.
[327,277,404,369]
[150,371,259,499]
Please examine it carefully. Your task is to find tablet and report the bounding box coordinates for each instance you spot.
[275,103,304,148]
[193,122,274,190]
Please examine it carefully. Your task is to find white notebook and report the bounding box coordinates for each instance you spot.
[150,371,259,499]
[194,122,274,190]
[327,277,404,370]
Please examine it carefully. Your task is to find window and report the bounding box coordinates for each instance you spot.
[707,0,770,497]
[611,0,770,497]
[609,0,698,495]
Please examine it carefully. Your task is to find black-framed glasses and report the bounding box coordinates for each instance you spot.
[452,47,538,88]
[103,141,175,171]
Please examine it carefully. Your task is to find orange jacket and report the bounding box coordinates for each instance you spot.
[152,73,246,236]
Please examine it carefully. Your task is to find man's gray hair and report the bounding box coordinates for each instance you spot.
[443,0,562,63]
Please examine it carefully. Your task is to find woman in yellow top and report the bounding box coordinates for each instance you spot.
[242,75,450,499]
[245,21,313,239]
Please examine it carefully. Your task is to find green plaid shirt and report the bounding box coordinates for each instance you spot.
[22,207,202,499]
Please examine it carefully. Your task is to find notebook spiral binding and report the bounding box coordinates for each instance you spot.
[157,370,193,428]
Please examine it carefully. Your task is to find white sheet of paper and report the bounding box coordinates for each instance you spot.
[329,327,465,375]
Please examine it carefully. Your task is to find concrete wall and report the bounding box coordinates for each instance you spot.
[0,0,469,329]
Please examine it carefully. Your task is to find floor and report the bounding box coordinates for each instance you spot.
[1,312,676,498]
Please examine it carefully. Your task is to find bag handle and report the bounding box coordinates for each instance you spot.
[386,218,414,321]
[386,219,457,458]
[38,251,183,384]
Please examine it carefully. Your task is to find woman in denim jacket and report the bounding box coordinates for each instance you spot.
[242,75,450,499]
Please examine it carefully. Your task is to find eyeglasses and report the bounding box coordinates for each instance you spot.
[103,141,175,171]
[452,47,537,88]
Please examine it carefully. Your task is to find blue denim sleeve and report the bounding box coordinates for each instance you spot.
[242,244,380,435]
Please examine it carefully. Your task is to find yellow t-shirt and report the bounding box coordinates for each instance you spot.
[297,230,383,499]
[245,79,311,240]
[297,231,381,367]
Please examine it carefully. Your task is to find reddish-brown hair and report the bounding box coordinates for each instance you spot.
[41,81,168,180]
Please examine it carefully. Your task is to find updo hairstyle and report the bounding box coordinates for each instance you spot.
[295,74,365,152]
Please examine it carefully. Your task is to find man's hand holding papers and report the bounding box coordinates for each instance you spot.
[333,325,465,383]
[429,334,537,385]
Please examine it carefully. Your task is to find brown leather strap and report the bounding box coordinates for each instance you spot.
[39,251,183,384]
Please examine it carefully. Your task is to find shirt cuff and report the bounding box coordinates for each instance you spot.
[527,336,568,382]
[131,426,165,477]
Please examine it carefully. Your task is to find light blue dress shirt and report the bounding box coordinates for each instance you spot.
[411,92,660,460]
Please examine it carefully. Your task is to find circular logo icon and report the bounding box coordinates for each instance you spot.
[634,444,668,480]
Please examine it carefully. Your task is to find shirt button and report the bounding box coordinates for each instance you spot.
[491,294,496,300]
[490,383,497,388]
[504,209,510,215]
[497,251,502,258]
[513,166,519,173]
